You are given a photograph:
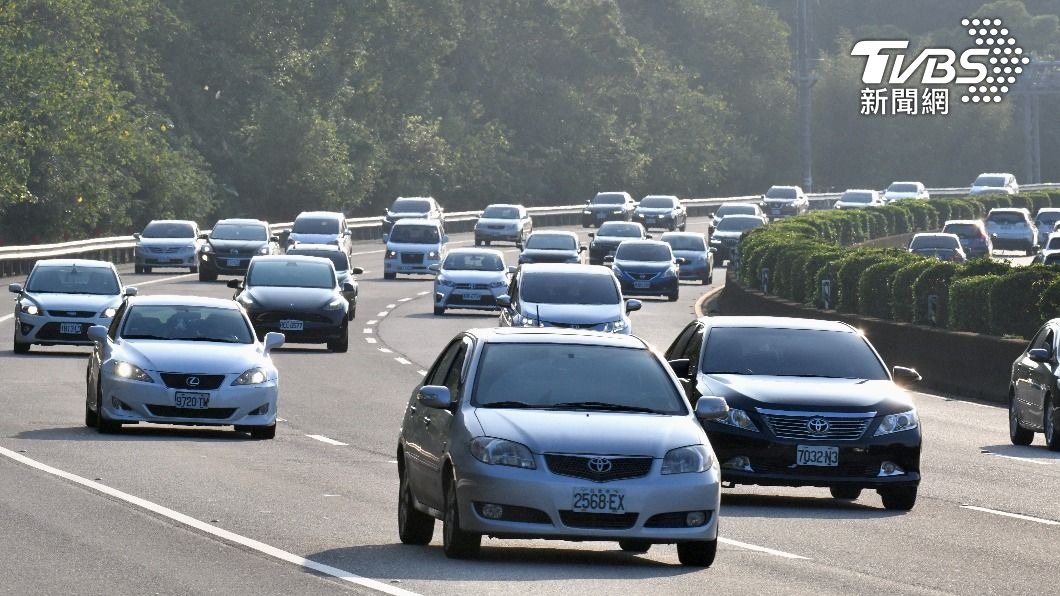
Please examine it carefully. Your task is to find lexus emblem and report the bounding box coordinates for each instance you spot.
[186,376,201,388]
[806,417,830,435]
[587,457,613,474]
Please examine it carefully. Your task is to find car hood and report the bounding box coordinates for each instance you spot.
[287,232,340,245]
[586,204,626,212]
[117,340,265,375]
[386,241,442,252]
[438,270,506,284]
[476,218,518,227]
[522,301,622,325]
[711,231,744,240]
[137,237,197,249]
[245,286,338,310]
[473,409,703,457]
[22,292,122,312]
[613,259,671,274]
[207,239,268,252]
[591,236,634,248]
[520,248,577,260]
[635,207,673,215]
[698,374,913,413]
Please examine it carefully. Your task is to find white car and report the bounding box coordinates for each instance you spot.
[85,295,284,438]
[10,259,136,353]
[134,220,203,273]
[1034,232,1060,264]
[985,208,1038,255]
[474,204,533,247]
[970,172,1018,196]
[431,248,513,315]
[1034,208,1060,240]
[834,189,884,210]
[883,181,929,203]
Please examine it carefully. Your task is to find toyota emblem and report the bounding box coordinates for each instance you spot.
[806,417,830,435]
[587,457,613,474]
[186,376,201,388]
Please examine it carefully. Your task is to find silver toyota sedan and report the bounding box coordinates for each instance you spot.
[396,328,728,566]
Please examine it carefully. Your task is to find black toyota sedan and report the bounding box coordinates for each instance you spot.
[197,219,282,281]
[229,256,352,352]
[581,192,636,227]
[1009,319,1060,450]
[664,316,923,510]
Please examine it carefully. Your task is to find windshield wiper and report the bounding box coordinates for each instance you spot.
[549,401,663,414]
[122,334,169,340]
[705,370,751,375]
[170,337,242,343]
[478,400,540,409]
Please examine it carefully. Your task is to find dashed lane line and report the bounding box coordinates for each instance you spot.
[416,291,430,296]
[417,370,428,376]
[378,348,393,354]
[397,298,412,303]
[386,304,396,309]
[0,314,12,324]
[365,338,377,344]
[718,537,808,559]
[395,357,412,365]
[961,505,1060,526]
[362,328,373,334]
[306,434,349,446]
[377,312,389,318]
[980,449,1052,465]
[131,273,196,287]
[366,320,378,326]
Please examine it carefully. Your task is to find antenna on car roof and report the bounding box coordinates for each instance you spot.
[534,303,541,327]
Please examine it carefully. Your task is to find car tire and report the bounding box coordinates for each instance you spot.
[474,239,482,247]
[676,539,717,567]
[680,221,687,232]
[442,472,481,559]
[13,328,30,354]
[1045,394,1060,451]
[878,484,917,511]
[249,424,276,440]
[198,269,217,282]
[348,305,356,321]
[701,272,711,286]
[84,376,97,428]
[618,540,651,553]
[96,384,121,434]
[667,289,679,302]
[1009,391,1034,446]
[434,305,445,316]
[398,468,435,545]
[143,266,152,274]
[134,264,144,274]
[327,327,349,353]
[384,272,396,280]
[829,486,862,500]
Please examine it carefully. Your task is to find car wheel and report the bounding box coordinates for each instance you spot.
[12,328,30,354]
[134,264,144,274]
[1009,391,1034,446]
[701,272,711,286]
[483,240,491,246]
[474,239,482,247]
[878,484,917,511]
[618,540,651,553]
[434,305,446,316]
[143,266,152,274]
[327,327,349,353]
[398,467,435,545]
[96,383,121,434]
[667,289,679,302]
[348,305,356,321]
[249,424,276,440]
[84,374,97,428]
[676,539,717,567]
[442,472,481,559]
[384,272,396,280]
[198,269,217,282]
[829,486,862,500]
[680,221,687,232]
[1045,394,1060,451]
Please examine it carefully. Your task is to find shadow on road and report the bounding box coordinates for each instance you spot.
[980,443,1060,462]
[401,312,498,320]
[15,425,253,443]
[720,492,905,519]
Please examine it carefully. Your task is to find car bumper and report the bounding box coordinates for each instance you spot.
[764,204,800,218]
[14,313,111,346]
[384,256,441,275]
[99,373,278,427]
[677,263,710,280]
[199,253,253,274]
[249,315,346,343]
[136,252,197,267]
[455,457,720,542]
[435,286,505,311]
[989,235,1034,250]
[633,215,674,229]
[617,277,678,297]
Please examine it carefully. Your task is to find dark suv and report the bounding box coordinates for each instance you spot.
[581,192,636,227]
[197,219,282,281]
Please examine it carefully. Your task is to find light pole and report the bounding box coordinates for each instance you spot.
[794,0,816,192]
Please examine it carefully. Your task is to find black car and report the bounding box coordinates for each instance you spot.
[633,195,687,231]
[197,219,282,281]
[1009,319,1060,450]
[518,231,585,265]
[664,316,923,510]
[581,192,636,227]
[283,243,364,320]
[588,221,648,266]
[229,255,352,352]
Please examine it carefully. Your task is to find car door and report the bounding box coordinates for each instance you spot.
[405,339,462,502]
[499,275,519,327]
[1027,326,1056,428]
[420,337,471,507]
[1014,326,1051,428]
[666,322,701,398]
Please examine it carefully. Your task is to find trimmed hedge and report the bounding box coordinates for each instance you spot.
[836,250,896,312]
[987,267,1059,338]
[858,257,916,319]
[891,259,936,322]
[948,275,1000,333]
[1039,277,1060,321]
[911,262,959,326]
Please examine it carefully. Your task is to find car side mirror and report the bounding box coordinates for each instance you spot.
[87,325,110,344]
[123,286,138,297]
[625,299,641,313]
[197,232,209,240]
[351,267,364,275]
[675,257,688,265]
[695,396,730,421]
[270,235,280,243]
[496,295,512,308]
[892,366,922,386]
[1028,349,1052,363]
[417,385,452,409]
[283,228,292,235]
[579,245,587,252]
[382,233,389,243]
[342,282,356,293]
[428,263,441,272]
[507,266,517,274]
[8,283,23,294]
[132,232,141,240]
[442,235,449,244]
[263,331,285,354]
[603,255,615,264]
[668,358,691,379]
[227,279,244,290]
[709,247,717,253]
[588,233,595,238]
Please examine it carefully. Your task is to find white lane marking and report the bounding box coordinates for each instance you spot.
[363,328,373,334]
[0,313,13,324]
[417,291,429,296]
[133,273,196,287]
[718,537,808,559]
[961,505,1060,526]
[981,449,1052,465]
[417,370,428,376]
[366,320,378,326]
[350,248,385,256]
[395,357,412,365]
[398,298,412,303]
[915,391,999,409]
[276,418,287,423]
[378,348,393,354]
[307,434,349,446]
[377,312,389,318]
[365,337,377,344]
[386,304,396,309]
[0,446,420,596]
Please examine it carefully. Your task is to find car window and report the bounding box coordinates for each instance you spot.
[248,260,335,289]
[520,272,619,305]
[639,197,676,208]
[142,222,196,238]
[987,212,1027,225]
[285,249,350,271]
[942,223,980,238]
[666,322,700,358]
[27,265,120,295]
[681,325,705,378]
[716,217,763,232]
[389,225,440,244]
[700,327,889,380]
[592,193,627,205]
[120,305,254,343]
[426,338,464,387]
[663,235,706,251]
[391,199,431,212]
[597,222,642,237]
[716,204,755,216]
[842,192,873,203]
[1037,212,1060,225]
[107,303,128,340]
[442,341,470,400]
[443,253,504,271]
[615,243,672,262]
[526,234,576,251]
[211,223,268,241]
[481,206,520,219]
[292,217,340,234]
[1031,327,1055,353]
[887,183,919,193]
[910,236,958,250]
[975,175,1008,187]
[765,187,798,199]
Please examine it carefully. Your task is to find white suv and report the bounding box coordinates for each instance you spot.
[970,173,1018,196]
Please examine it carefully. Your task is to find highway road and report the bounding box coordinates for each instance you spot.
[2,216,1058,595]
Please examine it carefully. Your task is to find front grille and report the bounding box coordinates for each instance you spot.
[758,410,873,441]
[146,405,237,419]
[473,503,551,524]
[47,310,96,318]
[559,511,638,530]
[488,225,507,230]
[644,511,713,528]
[149,246,181,254]
[452,283,490,290]
[541,321,600,330]
[401,253,424,264]
[752,461,879,477]
[630,272,657,281]
[35,322,89,341]
[253,311,334,324]
[160,373,226,390]
[544,454,653,482]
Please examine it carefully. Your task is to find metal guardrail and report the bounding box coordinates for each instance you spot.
[2,184,1058,278]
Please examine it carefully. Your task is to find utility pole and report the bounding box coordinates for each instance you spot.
[795,0,816,192]
[1012,60,1060,185]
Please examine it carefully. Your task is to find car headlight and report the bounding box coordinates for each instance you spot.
[469,437,536,469]
[488,280,507,288]
[715,408,759,432]
[257,245,270,255]
[19,303,40,316]
[583,210,592,215]
[661,445,713,474]
[386,250,398,259]
[874,409,919,436]
[602,318,627,333]
[112,361,153,383]
[233,367,268,385]
[201,244,212,253]
[428,251,438,259]
[612,210,622,214]
[325,297,346,310]
[101,307,117,318]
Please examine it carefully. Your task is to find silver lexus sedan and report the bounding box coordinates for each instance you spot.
[396,328,728,566]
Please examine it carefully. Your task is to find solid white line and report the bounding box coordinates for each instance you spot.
[366,320,378,326]
[0,446,419,596]
[350,248,385,256]
[377,312,389,318]
[362,328,373,334]
[981,450,1052,465]
[961,505,1060,525]
[417,291,429,296]
[395,357,411,365]
[0,313,13,324]
[306,434,349,447]
[364,337,377,344]
[718,537,808,559]
[386,304,396,309]
[398,298,412,303]
[133,272,196,287]
[378,348,393,354]
[417,370,428,376]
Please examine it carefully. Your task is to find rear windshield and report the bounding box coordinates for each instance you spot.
[639,197,676,208]
[716,217,763,232]
[1037,212,1060,225]
[701,327,888,380]
[987,212,1027,225]
[121,305,253,344]
[526,234,576,251]
[481,206,520,219]
[910,235,959,250]
[443,252,504,272]
[887,183,919,193]
[284,249,349,271]
[716,204,756,216]
[942,223,981,238]
[765,187,797,199]
[142,222,195,239]
[616,243,672,262]
[292,217,340,234]
[842,192,873,203]
[211,223,268,241]
[597,222,642,238]
[975,175,1008,187]
[472,344,686,414]
[521,272,619,305]
[663,235,706,251]
[592,193,627,205]
[391,199,431,213]
[27,265,119,295]
[248,260,335,289]
[389,225,440,244]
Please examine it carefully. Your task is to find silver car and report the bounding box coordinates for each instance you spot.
[10,259,136,353]
[85,295,284,438]
[985,208,1038,255]
[396,328,728,565]
[431,248,513,315]
[134,220,202,273]
[474,204,533,248]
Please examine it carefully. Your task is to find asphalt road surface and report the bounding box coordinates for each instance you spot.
[1,217,1057,595]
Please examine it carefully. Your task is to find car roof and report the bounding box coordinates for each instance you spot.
[1048,232,1060,239]
[520,263,613,276]
[145,219,197,225]
[33,259,115,269]
[391,218,442,228]
[294,211,344,220]
[599,221,644,229]
[467,327,648,348]
[912,233,959,238]
[976,172,1013,177]
[617,239,671,249]
[287,243,343,252]
[528,230,578,239]
[250,255,336,267]
[483,203,523,210]
[888,181,922,185]
[595,191,630,196]
[1037,208,1060,214]
[767,185,801,191]
[719,201,755,208]
[394,196,435,203]
[446,247,505,257]
[126,295,240,309]
[697,316,858,333]
[943,219,983,226]
[843,188,877,193]
[719,214,764,221]
[987,207,1030,213]
[641,194,678,200]
[215,218,269,226]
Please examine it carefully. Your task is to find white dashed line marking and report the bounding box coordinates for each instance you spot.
[395,357,411,365]
[719,537,808,559]
[981,449,1052,465]
[377,312,388,317]
[363,328,373,334]
[417,291,430,296]
[350,248,385,256]
[365,337,377,344]
[307,434,348,446]
[398,298,412,303]
[417,370,428,376]
[961,505,1060,525]
[386,304,396,309]
[132,273,196,287]
[276,418,287,423]
[0,314,13,324]
[378,348,393,354]
[366,320,377,326]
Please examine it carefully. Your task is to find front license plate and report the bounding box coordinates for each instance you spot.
[461,293,481,301]
[796,445,839,467]
[771,209,782,215]
[597,213,606,219]
[571,487,626,514]
[279,319,304,331]
[174,392,210,409]
[646,218,655,224]
[633,281,651,289]
[226,258,240,267]
[59,323,81,335]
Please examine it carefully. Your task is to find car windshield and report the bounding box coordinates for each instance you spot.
[616,243,671,262]
[942,223,981,238]
[285,249,349,271]
[27,265,120,295]
[521,272,619,305]
[842,192,873,203]
[142,222,195,239]
[592,193,626,205]
[120,305,254,343]
[975,175,1007,187]
[248,260,335,289]
[526,234,576,251]
[639,197,675,208]
[716,217,763,232]
[472,343,687,414]
[597,223,642,238]
[481,206,520,219]
[1048,237,1060,250]
[663,235,706,251]
[887,183,919,193]
[292,217,340,234]
[913,248,959,259]
[701,327,889,380]
[716,204,755,216]
[1037,212,1060,225]
[211,223,268,241]
[765,187,797,199]
[391,199,431,213]
[987,212,1027,225]
[910,236,958,250]
[1046,254,1060,265]
[389,225,440,244]
[443,252,504,271]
